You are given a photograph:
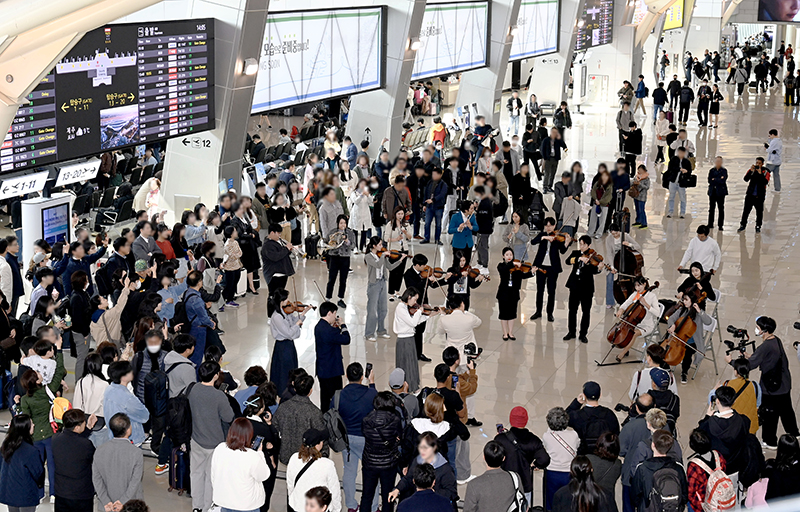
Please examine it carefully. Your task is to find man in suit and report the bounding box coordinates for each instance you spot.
[131,220,161,263]
[540,127,568,194]
[696,79,712,127]
[664,146,693,219]
[92,413,144,512]
[422,168,449,245]
[530,218,571,322]
[314,301,351,412]
[403,254,451,362]
[564,236,600,344]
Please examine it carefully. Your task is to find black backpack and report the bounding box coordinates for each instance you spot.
[171,291,192,334]
[166,380,196,446]
[95,261,113,298]
[582,414,612,454]
[646,465,683,512]
[140,358,183,418]
[19,313,35,337]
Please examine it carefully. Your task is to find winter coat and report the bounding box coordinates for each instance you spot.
[395,453,459,503]
[362,408,404,470]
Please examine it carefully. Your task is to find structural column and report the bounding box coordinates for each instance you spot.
[455,0,522,129]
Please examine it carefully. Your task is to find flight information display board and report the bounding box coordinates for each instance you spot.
[2,19,215,173]
[509,0,559,60]
[251,7,385,114]
[575,0,614,51]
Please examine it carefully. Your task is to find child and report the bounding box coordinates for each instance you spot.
[632,165,651,229]
[157,267,187,322]
[220,225,243,310]
[26,339,58,386]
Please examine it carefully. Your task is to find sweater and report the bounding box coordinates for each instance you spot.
[91,438,144,509]
[210,443,270,511]
[273,394,327,464]
[52,429,96,500]
[543,428,580,472]
[188,383,234,449]
[679,236,721,271]
[463,468,516,512]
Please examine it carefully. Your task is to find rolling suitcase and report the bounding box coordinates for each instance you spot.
[305,233,321,259]
[168,447,191,496]
[665,110,674,123]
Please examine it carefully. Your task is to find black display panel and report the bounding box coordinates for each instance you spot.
[575,0,614,51]
[1,19,215,173]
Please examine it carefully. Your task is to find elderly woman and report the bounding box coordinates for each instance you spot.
[542,407,580,511]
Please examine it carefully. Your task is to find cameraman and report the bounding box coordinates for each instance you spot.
[725,316,799,449]
[737,157,769,234]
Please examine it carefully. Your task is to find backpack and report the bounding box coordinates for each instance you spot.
[19,313,35,337]
[166,381,196,446]
[644,87,650,97]
[506,471,529,512]
[45,386,72,433]
[739,434,765,488]
[95,261,113,297]
[171,291,192,334]
[582,414,613,453]
[693,452,736,511]
[646,465,683,512]
[322,390,349,453]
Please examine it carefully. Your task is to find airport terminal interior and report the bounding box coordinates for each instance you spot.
[4,0,800,511]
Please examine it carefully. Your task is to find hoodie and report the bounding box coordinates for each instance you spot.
[163,350,196,398]
[336,383,377,437]
[395,452,459,504]
[697,412,750,475]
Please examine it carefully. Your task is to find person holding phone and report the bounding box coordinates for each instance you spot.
[737,157,770,233]
[243,395,280,512]
[210,418,271,512]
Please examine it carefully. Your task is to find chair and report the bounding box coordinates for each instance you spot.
[91,189,102,209]
[692,315,720,379]
[294,149,306,166]
[141,164,154,181]
[255,146,267,164]
[115,200,134,223]
[100,187,116,208]
[125,157,138,177]
[129,167,143,186]
[73,194,90,217]
[154,161,164,173]
[596,302,665,367]
[709,288,723,345]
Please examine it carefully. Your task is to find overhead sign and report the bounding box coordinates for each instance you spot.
[412,1,489,80]
[0,171,50,199]
[575,0,614,51]
[56,160,100,187]
[509,0,560,60]
[251,7,386,114]
[663,0,685,30]
[1,19,215,174]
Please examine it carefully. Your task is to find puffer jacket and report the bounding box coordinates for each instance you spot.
[362,407,403,470]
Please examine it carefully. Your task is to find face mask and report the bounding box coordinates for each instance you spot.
[754,326,762,337]
[370,182,379,189]
[147,344,161,354]
[134,281,142,290]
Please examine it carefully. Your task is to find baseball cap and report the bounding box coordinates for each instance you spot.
[389,368,406,389]
[583,381,601,400]
[651,368,670,389]
[302,428,329,447]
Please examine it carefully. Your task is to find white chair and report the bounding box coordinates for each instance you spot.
[692,314,720,379]
[708,287,724,345]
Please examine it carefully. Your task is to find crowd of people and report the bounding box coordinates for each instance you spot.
[0,39,798,512]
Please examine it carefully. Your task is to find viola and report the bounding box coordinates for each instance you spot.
[282,302,317,314]
[420,266,446,279]
[607,281,660,348]
[659,308,697,367]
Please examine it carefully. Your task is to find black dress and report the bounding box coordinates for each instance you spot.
[232,215,261,273]
[496,261,533,320]
[709,91,723,115]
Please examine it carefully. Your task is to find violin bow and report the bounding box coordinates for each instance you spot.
[312,280,327,302]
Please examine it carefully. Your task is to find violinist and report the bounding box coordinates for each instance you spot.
[497,247,534,341]
[382,206,412,300]
[666,294,711,384]
[325,215,356,308]
[564,236,601,344]
[364,236,408,341]
[445,251,487,310]
[529,217,571,322]
[613,276,660,362]
[677,262,716,307]
[601,223,641,309]
[268,289,306,396]
[403,254,451,362]
[437,295,482,365]
[393,287,440,392]
[447,199,478,267]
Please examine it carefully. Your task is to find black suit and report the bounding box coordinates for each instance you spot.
[403,267,446,357]
[530,233,568,316]
[565,250,600,337]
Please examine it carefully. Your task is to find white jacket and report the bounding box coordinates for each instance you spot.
[0,256,11,304]
[436,309,482,361]
[211,443,270,511]
[286,454,341,512]
[655,119,670,147]
[766,137,783,165]
[348,189,374,232]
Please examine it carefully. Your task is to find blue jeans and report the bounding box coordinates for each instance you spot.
[668,181,686,215]
[606,271,616,307]
[343,435,379,511]
[652,103,663,122]
[634,198,647,226]
[424,206,444,242]
[767,163,781,191]
[508,115,520,136]
[35,437,54,496]
[622,484,634,512]
[446,438,457,474]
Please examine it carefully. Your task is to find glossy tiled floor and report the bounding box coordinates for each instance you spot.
[5,80,800,512]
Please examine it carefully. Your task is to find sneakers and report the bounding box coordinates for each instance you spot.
[218,305,225,312]
[761,441,778,450]
[155,464,168,475]
[681,373,688,384]
[379,333,392,339]
[225,301,240,308]
[466,418,483,427]
[367,335,377,341]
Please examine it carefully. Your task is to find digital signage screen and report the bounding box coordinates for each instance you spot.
[1,19,215,174]
[42,203,70,245]
[575,0,614,51]
[251,7,386,114]
[412,1,489,80]
[509,0,560,59]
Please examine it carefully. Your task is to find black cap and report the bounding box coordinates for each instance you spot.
[583,381,601,400]
[302,428,329,446]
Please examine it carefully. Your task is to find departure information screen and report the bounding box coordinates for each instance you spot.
[2,19,215,173]
[575,0,614,51]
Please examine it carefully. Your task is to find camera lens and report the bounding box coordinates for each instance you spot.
[727,325,738,334]
[793,322,800,330]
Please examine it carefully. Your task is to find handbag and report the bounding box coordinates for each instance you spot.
[679,173,697,188]
[628,184,640,198]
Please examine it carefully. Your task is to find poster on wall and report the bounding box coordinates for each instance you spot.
[509,0,559,60]
[575,0,614,51]
[411,1,489,80]
[759,0,800,21]
[663,0,685,30]
[250,7,386,114]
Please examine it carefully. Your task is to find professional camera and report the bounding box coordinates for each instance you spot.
[793,322,800,349]
[724,325,755,355]
[463,342,483,362]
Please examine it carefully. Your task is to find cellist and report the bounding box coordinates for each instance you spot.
[613,276,660,362]
[666,294,712,384]
[601,222,641,309]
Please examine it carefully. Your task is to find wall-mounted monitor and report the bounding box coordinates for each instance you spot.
[663,0,685,30]
[250,7,386,114]
[42,203,70,245]
[411,1,489,80]
[509,0,560,59]
[2,19,215,174]
[759,0,800,21]
[575,0,614,51]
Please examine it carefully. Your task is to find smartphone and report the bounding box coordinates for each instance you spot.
[710,396,717,408]
[252,435,264,450]
[452,374,459,387]
[496,423,505,434]
[365,363,373,379]
[219,382,229,393]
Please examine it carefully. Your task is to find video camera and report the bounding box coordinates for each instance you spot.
[463,342,483,362]
[724,325,755,355]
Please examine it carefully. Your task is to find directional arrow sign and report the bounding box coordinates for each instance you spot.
[182,138,190,146]
[128,93,135,102]
[61,103,69,112]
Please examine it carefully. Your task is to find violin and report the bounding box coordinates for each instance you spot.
[509,260,546,274]
[659,308,697,367]
[541,230,569,244]
[282,301,317,314]
[460,265,491,281]
[408,304,449,316]
[420,266,446,279]
[607,281,660,348]
[582,249,610,269]
[377,248,404,261]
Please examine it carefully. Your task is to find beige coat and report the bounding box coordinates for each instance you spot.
[90,286,131,349]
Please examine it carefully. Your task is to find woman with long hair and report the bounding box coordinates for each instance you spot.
[0,414,45,511]
[30,296,67,345]
[552,455,615,512]
[268,192,296,243]
[220,225,244,310]
[268,289,306,395]
[393,287,438,392]
[766,434,800,501]
[169,222,192,279]
[585,432,622,501]
[231,200,261,295]
[287,428,341,512]
[155,223,175,259]
[73,352,109,445]
[242,395,281,512]
[348,179,374,254]
[445,250,486,311]
[587,169,613,238]
[288,180,306,246]
[182,209,207,248]
[324,215,355,306]
[382,206,411,298]
[496,247,533,340]
[69,270,92,380]
[503,210,531,260]
[210,418,270,512]
[666,293,711,384]
[338,160,358,197]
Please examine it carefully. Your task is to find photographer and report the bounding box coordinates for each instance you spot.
[737,157,769,234]
[725,316,799,449]
[709,357,761,434]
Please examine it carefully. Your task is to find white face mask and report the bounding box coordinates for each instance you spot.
[134,281,142,290]
[754,326,762,337]
[146,344,161,354]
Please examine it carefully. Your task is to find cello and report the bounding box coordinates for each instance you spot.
[612,209,645,304]
[607,281,660,348]
[660,306,697,367]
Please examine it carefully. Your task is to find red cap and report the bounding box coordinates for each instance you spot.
[509,406,528,428]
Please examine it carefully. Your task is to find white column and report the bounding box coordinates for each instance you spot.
[583,1,637,106]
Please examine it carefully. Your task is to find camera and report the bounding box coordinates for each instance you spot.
[463,342,483,362]
[727,325,747,338]
[724,325,755,355]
